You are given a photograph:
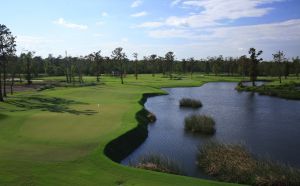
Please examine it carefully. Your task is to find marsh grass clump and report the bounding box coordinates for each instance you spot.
[254,160,300,186]
[134,154,184,175]
[179,98,202,108]
[197,141,300,185]
[197,142,256,183]
[184,114,215,135]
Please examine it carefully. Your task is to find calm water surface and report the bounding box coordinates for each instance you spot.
[122,82,300,178]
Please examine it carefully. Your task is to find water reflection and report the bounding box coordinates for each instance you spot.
[122,82,300,178]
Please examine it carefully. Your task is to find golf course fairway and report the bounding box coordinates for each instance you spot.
[0,74,243,186]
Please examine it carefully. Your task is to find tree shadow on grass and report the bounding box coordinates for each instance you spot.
[0,113,7,120]
[6,96,97,115]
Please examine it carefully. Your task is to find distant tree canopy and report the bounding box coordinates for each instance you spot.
[2,48,300,82]
[1,24,300,102]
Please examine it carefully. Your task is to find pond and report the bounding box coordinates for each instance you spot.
[121,82,300,178]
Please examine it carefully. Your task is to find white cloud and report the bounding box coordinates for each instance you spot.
[171,0,182,6]
[141,0,285,28]
[148,29,196,38]
[146,19,300,59]
[209,19,300,42]
[131,0,142,8]
[53,18,88,30]
[101,12,108,17]
[131,11,148,17]
[136,21,164,28]
[148,19,300,41]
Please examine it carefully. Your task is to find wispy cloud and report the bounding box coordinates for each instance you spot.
[101,12,108,17]
[131,11,148,17]
[141,0,284,28]
[136,21,164,28]
[53,18,88,30]
[131,0,142,8]
[171,0,182,7]
[148,28,195,38]
[147,19,300,42]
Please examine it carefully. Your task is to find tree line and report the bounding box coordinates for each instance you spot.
[1,24,300,101]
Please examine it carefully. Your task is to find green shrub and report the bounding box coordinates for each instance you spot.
[134,154,184,175]
[147,112,156,123]
[184,114,215,134]
[179,98,202,108]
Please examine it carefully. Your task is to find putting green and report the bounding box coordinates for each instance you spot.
[0,74,246,186]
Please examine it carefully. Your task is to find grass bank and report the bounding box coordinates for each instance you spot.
[236,77,300,100]
[0,74,244,186]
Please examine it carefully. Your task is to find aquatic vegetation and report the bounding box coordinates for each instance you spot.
[197,141,300,186]
[184,114,216,135]
[134,154,184,175]
[179,98,202,108]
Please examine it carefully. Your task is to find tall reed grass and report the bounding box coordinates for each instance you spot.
[197,141,300,185]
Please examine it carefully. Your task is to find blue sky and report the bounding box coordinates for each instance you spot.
[1,0,300,60]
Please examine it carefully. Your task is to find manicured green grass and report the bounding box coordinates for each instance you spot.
[0,74,246,186]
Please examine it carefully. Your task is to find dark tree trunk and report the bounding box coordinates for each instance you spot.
[120,71,124,84]
[10,72,15,95]
[279,76,282,84]
[65,73,69,83]
[135,61,138,80]
[120,62,124,84]
[169,62,173,80]
[152,61,155,77]
[19,73,22,83]
[96,61,100,82]
[0,70,3,102]
[3,60,7,97]
[26,57,32,85]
